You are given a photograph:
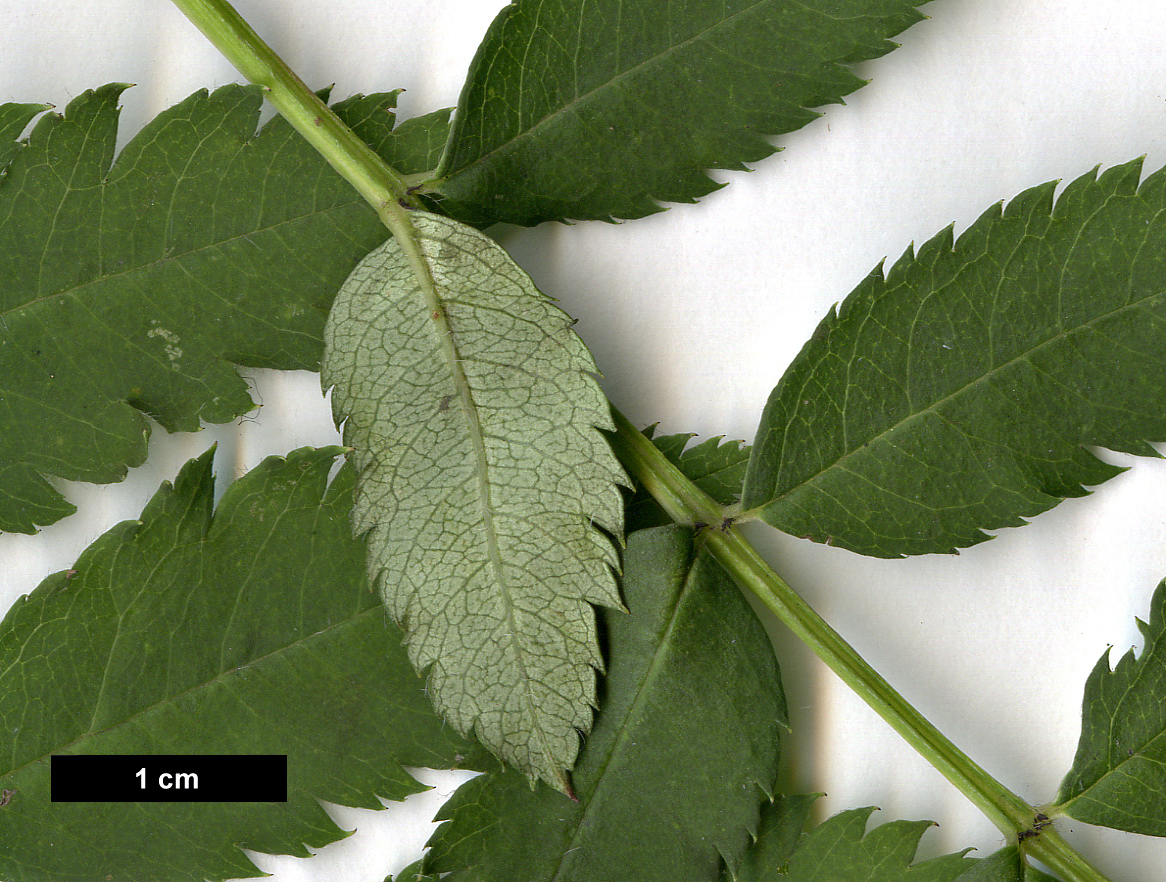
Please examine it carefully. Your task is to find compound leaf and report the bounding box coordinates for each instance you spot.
[321,211,626,791]
[420,525,786,882]
[743,159,1166,557]
[1051,579,1166,835]
[0,84,437,534]
[430,0,929,225]
[0,447,481,882]
[731,802,975,882]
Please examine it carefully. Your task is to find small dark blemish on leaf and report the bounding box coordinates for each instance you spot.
[1017,812,1052,846]
[0,788,14,807]
[438,394,453,413]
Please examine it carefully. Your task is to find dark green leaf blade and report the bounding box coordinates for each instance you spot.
[742,158,1166,557]
[1051,579,1166,835]
[390,862,438,882]
[727,793,819,881]
[0,84,417,534]
[430,0,928,225]
[420,524,786,882]
[334,93,451,177]
[732,803,975,882]
[627,427,751,532]
[950,847,1058,882]
[0,100,47,169]
[0,447,480,882]
[388,107,454,176]
[0,97,65,533]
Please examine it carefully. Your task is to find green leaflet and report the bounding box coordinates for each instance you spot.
[0,447,482,882]
[0,101,46,169]
[430,0,928,225]
[625,427,751,532]
[949,848,1059,882]
[727,793,819,881]
[1051,579,1166,835]
[731,801,975,882]
[742,158,1166,557]
[0,84,446,534]
[390,107,455,180]
[390,863,437,882]
[329,94,451,177]
[420,525,786,882]
[321,211,626,791]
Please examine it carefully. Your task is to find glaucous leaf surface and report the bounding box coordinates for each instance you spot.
[742,159,1166,557]
[0,85,436,534]
[732,802,975,882]
[626,427,751,532]
[322,211,626,791]
[1051,579,1166,835]
[419,525,786,882]
[430,0,928,224]
[0,447,481,882]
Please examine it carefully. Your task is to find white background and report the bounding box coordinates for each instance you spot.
[2,0,1166,879]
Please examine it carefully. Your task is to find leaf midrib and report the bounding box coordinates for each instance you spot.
[405,219,553,775]
[549,548,697,880]
[747,284,1166,522]
[3,197,374,326]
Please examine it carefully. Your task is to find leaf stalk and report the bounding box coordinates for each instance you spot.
[167,0,448,413]
[607,405,1115,882]
[167,0,414,228]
